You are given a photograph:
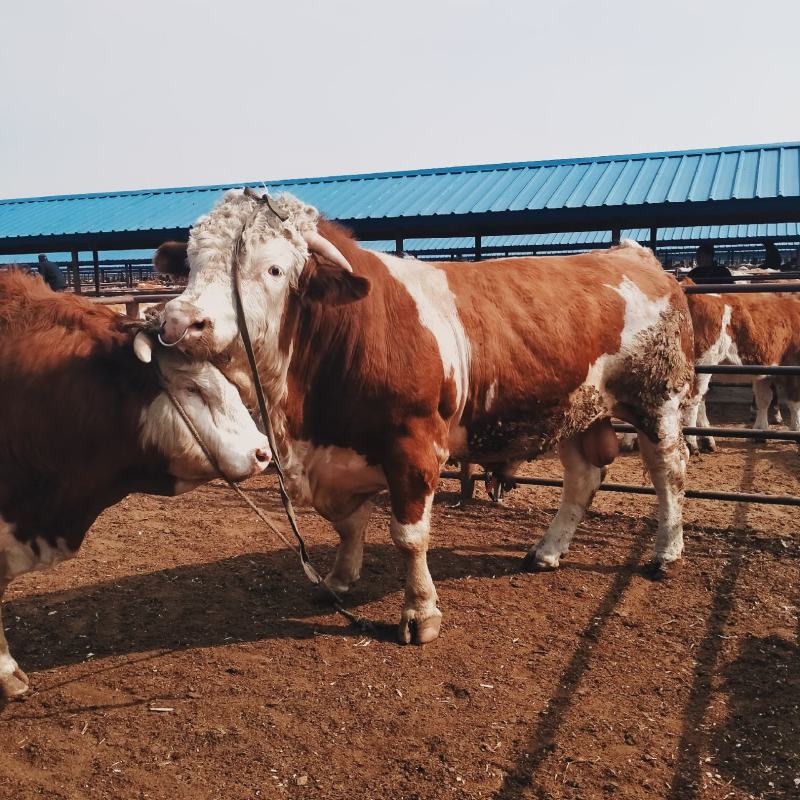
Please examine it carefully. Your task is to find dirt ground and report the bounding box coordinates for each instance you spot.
[1,411,798,799]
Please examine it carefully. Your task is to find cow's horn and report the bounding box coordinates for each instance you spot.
[303,230,353,273]
[133,331,154,363]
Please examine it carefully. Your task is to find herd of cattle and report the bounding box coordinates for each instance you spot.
[1,188,797,699]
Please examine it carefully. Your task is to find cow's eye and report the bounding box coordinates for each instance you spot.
[268,265,283,277]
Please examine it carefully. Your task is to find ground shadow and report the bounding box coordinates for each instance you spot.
[494,522,653,799]
[2,539,527,677]
[665,446,757,799]
[712,630,800,797]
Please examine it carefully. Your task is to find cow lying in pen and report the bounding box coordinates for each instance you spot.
[0,271,271,699]
[157,190,694,644]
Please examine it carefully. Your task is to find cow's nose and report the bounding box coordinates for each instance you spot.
[255,448,270,465]
[253,446,271,473]
[162,305,210,346]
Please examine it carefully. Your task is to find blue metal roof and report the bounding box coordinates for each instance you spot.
[2,141,799,253]
[367,223,800,254]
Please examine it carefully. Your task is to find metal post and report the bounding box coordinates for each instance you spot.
[611,227,621,246]
[395,238,403,256]
[92,250,100,296]
[649,226,657,254]
[126,262,133,288]
[70,250,81,294]
[475,235,482,262]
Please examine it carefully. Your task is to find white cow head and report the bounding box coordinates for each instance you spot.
[160,190,369,388]
[134,333,271,491]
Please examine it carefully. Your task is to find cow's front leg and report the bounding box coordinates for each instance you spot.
[322,500,373,595]
[524,435,602,570]
[385,443,441,645]
[0,582,28,700]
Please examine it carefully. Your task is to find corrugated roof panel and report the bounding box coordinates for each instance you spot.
[528,164,580,210]
[563,161,611,208]
[667,155,701,203]
[392,173,452,217]
[687,153,719,202]
[778,146,800,196]
[545,163,590,209]
[757,148,779,198]
[585,160,626,206]
[438,170,498,214]
[641,156,673,204]
[470,169,521,212]
[2,142,799,243]
[605,159,645,206]
[413,172,469,216]
[486,168,536,212]
[624,159,660,205]
[506,166,553,210]
[732,149,759,199]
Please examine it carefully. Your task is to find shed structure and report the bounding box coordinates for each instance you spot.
[1,141,798,290]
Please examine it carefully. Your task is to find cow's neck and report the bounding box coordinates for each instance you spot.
[247,293,365,503]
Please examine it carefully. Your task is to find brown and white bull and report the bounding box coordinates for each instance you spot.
[159,190,694,644]
[683,283,800,452]
[0,271,271,699]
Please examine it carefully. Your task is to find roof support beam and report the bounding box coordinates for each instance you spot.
[92,249,100,296]
[475,235,482,262]
[70,249,81,295]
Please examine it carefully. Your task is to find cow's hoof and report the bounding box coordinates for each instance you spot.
[521,550,560,572]
[698,438,717,453]
[310,579,350,606]
[0,667,29,701]
[642,559,673,581]
[397,608,442,645]
[686,443,700,457]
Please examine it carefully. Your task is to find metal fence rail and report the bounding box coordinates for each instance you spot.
[683,282,800,294]
[440,472,800,507]
[612,423,800,442]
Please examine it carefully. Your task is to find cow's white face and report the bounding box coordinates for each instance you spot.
[164,234,306,367]
[160,191,369,390]
[140,353,271,490]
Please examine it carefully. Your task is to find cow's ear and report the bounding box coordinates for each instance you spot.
[154,241,189,277]
[298,254,370,306]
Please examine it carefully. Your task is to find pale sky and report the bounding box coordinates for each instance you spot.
[2,0,798,200]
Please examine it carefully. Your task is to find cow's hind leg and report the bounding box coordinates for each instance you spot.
[524,435,602,571]
[779,377,800,447]
[0,582,28,700]
[320,500,373,596]
[385,439,441,645]
[753,377,774,441]
[685,373,713,454]
[637,400,687,578]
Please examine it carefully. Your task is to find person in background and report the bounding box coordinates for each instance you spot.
[779,245,798,273]
[763,241,782,270]
[687,242,734,284]
[36,254,66,291]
